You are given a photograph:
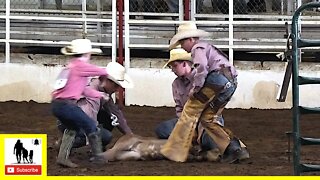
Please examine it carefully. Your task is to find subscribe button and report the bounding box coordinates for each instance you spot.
[5,165,42,175]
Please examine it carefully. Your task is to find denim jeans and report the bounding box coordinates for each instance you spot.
[205,71,237,107]
[155,117,224,150]
[51,100,97,135]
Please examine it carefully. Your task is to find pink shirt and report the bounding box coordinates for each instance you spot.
[52,57,107,100]
[172,70,195,117]
[191,41,238,93]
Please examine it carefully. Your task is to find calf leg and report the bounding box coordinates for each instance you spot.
[102,134,142,161]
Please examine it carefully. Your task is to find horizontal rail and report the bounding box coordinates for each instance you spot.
[195,14,320,20]
[0,15,112,23]
[0,8,111,15]
[299,106,320,115]
[129,44,286,50]
[298,39,320,48]
[298,76,320,85]
[128,36,288,43]
[0,39,112,47]
[128,19,320,25]
[300,164,320,173]
[300,137,320,145]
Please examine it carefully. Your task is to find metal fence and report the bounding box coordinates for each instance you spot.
[1,0,319,14]
[0,0,117,63]
[1,0,320,65]
[124,0,320,67]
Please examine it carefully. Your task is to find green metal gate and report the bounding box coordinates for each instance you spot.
[291,2,320,176]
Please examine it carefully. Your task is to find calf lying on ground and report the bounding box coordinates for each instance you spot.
[102,134,220,162]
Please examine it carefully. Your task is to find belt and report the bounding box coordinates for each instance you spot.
[219,67,236,83]
[52,98,77,104]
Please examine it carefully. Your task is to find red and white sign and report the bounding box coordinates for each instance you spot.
[5,165,41,175]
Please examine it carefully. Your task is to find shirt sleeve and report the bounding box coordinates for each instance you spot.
[172,80,183,118]
[192,47,209,93]
[83,86,103,98]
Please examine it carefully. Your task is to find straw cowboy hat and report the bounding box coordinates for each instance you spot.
[61,39,102,55]
[163,48,192,68]
[169,22,210,50]
[106,62,134,88]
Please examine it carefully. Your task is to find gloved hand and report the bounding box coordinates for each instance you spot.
[101,93,110,102]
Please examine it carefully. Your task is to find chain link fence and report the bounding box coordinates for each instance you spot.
[198,0,291,15]
[0,0,112,11]
[130,0,169,13]
[0,1,318,15]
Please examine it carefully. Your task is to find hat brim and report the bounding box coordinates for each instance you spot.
[162,53,192,68]
[169,29,210,50]
[108,74,134,89]
[61,46,102,55]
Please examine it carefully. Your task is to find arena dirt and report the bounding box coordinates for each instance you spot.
[1,101,320,176]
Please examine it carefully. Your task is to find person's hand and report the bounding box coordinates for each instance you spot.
[101,93,110,102]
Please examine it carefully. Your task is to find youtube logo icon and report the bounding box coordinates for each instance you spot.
[5,165,42,175]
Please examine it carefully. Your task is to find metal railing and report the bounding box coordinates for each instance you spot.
[2,0,320,67]
[291,1,320,175]
[0,0,117,63]
[123,0,320,69]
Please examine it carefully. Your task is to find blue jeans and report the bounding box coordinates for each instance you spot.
[205,71,237,107]
[51,100,97,135]
[155,117,224,150]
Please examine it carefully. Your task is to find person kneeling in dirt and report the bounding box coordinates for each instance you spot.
[158,46,249,163]
[55,61,134,167]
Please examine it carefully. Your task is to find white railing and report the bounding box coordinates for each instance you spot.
[123,0,320,69]
[2,0,320,67]
[0,0,117,63]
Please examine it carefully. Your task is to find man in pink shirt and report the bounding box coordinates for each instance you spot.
[157,48,249,162]
[51,39,108,167]
[161,22,246,164]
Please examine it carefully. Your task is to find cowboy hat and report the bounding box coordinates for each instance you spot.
[163,48,192,68]
[61,39,102,55]
[169,22,210,50]
[106,62,134,88]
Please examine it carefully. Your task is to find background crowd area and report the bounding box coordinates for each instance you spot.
[2,0,319,16]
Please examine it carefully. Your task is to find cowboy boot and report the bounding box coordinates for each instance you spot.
[56,129,79,168]
[87,128,106,164]
[238,147,250,161]
[238,140,250,160]
[220,137,243,164]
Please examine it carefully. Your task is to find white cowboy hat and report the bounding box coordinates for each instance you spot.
[169,22,210,50]
[61,39,102,55]
[163,48,192,68]
[106,62,134,88]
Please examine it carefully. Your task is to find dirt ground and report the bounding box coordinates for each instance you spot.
[1,101,320,176]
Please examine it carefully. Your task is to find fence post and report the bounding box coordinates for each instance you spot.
[117,0,125,106]
[81,0,87,38]
[229,0,234,64]
[184,0,190,20]
[5,0,10,63]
